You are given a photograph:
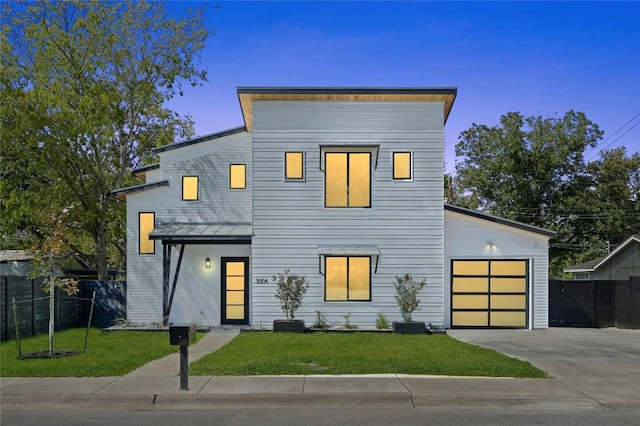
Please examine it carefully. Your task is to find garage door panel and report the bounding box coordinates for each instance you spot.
[453,295,488,309]
[491,278,526,293]
[452,311,488,327]
[490,311,526,327]
[452,277,488,293]
[452,261,489,276]
[491,261,527,276]
[491,295,526,309]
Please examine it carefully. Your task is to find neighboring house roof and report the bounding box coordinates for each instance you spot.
[111,180,169,200]
[444,204,557,238]
[149,223,252,242]
[564,234,640,273]
[237,86,458,132]
[0,250,34,262]
[153,126,247,154]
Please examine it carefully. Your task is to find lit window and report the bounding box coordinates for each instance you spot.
[139,212,155,254]
[182,176,198,200]
[325,256,371,301]
[393,152,412,180]
[230,164,246,189]
[285,152,304,180]
[325,152,370,207]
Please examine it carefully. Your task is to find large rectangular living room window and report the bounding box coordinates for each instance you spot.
[325,256,371,301]
[325,152,371,207]
[138,212,155,254]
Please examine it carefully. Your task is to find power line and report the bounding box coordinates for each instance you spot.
[584,112,640,162]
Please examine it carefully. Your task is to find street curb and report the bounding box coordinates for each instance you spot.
[1,394,155,409]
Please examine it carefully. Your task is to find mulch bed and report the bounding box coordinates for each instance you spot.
[20,350,82,359]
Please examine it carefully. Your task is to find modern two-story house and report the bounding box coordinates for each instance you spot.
[113,87,555,329]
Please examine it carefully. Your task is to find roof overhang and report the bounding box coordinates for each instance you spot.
[111,180,169,201]
[237,87,458,132]
[444,204,557,238]
[150,223,252,243]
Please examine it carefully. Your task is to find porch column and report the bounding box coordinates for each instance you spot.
[162,243,171,325]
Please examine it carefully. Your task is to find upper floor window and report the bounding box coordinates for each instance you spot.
[139,212,155,254]
[393,152,412,180]
[285,152,304,180]
[182,176,199,200]
[325,152,371,207]
[325,256,371,301]
[230,164,246,189]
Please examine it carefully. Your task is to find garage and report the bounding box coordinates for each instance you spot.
[451,259,528,328]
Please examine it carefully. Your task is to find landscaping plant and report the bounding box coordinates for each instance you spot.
[273,269,309,320]
[394,274,426,321]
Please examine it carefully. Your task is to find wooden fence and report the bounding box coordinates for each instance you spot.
[0,277,126,341]
[549,277,640,329]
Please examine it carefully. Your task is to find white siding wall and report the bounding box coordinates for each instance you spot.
[251,101,446,328]
[125,132,252,325]
[444,211,551,329]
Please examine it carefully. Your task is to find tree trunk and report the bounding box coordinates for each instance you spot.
[95,215,109,280]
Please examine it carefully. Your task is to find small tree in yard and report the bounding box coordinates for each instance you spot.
[29,207,79,355]
[273,269,309,320]
[394,274,426,322]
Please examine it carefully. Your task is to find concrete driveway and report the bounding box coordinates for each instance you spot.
[449,328,640,408]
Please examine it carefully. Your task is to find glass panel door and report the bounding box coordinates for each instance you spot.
[221,258,249,324]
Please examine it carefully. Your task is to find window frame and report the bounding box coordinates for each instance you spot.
[284,151,305,181]
[138,212,155,255]
[182,175,199,201]
[324,255,372,302]
[229,164,246,189]
[324,151,372,208]
[392,151,413,180]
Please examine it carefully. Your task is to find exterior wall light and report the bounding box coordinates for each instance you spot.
[205,258,211,269]
[487,242,495,249]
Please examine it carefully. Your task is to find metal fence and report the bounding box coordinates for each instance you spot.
[0,277,126,341]
[549,276,640,329]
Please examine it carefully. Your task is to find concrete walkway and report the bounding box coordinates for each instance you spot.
[2,328,638,410]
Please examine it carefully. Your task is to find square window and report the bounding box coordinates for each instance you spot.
[138,212,155,254]
[182,176,198,200]
[285,152,304,180]
[393,152,412,180]
[230,164,246,189]
[325,256,371,301]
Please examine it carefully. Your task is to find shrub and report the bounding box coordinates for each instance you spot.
[273,269,309,320]
[376,312,389,329]
[394,274,426,321]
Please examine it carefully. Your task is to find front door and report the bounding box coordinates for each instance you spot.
[221,257,249,324]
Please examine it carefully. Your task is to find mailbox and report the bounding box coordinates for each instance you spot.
[169,324,196,346]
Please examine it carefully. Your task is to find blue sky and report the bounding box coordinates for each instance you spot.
[166,1,640,173]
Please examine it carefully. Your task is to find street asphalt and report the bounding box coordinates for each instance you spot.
[1,328,638,411]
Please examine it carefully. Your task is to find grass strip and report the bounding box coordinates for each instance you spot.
[190,332,546,378]
[1,328,179,377]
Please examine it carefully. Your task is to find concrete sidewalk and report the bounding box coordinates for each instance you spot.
[0,330,628,410]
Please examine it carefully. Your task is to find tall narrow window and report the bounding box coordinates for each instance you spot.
[285,152,304,180]
[182,176,199,200]
[393,152,412,180]
[230,164,246,189]
[325,256,371,301]
[325,152,370,207]
[139,212,155,254]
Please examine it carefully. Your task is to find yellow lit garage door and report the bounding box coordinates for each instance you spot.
[451,260,528,328]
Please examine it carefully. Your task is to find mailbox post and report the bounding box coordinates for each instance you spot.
[169,324,197,390]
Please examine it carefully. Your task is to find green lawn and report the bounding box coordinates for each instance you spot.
[190,332,547,378]
[0,328,179,377]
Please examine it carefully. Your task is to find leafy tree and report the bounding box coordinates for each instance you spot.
[1,1,210,278]
[454,111,603,227]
